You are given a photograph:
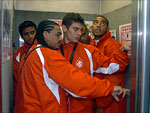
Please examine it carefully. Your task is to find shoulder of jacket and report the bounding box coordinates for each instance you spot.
[105,38,121,46]
[14,46,26,53]
[83,45,99,54]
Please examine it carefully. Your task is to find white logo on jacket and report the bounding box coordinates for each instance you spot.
[75,57,84,68]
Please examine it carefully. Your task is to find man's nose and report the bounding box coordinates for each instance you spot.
[59,36,63,41]
[78,30,82,36]
[96,23,101,27]
[28,33,34,38]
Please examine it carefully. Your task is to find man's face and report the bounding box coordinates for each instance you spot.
[92,17,108,38]
[63,22,83,43]
[22,26,36,44]
[79,25,90,44]
[44,25,62,49]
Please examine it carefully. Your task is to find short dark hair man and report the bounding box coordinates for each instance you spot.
[60,13,129,113]
[13,21,36,103]
[92,15,129,113]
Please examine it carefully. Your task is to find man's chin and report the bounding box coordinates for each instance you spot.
[73,40,78,43]
[51,47,59,50]
[93,33,101,36]
[27,41,34,45]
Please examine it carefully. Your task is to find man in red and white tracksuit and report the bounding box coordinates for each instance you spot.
[92,16,129,113]
[13,21,36,103]
[61,13,129,113]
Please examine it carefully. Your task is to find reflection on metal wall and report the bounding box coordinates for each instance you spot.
[2,0,13,63]
[139,0,150,112]
[130,1,138,112]
[1,0,13,112]
[0,0,2,112]
[130,0,150,112]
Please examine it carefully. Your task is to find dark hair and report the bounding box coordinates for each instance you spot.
[96,15,109,27]
[20,20,59,74]
[62,12,85,28]
[35,20,59,48]
[83,23,89,32]
[19,21,36,37]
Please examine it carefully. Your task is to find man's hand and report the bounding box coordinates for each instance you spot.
[124,45,131,51]
[111,86,130,102]
[121,45,131,52]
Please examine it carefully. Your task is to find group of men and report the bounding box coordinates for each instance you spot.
[13,13,130,113]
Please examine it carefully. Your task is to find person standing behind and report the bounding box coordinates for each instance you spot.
[92,15,129,113]
[13,21,36,103]
[61,13,129,113]
[79,23,94,45]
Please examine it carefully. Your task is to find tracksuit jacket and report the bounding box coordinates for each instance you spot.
[13,42,30,102]
[60,41,129,113]
[14,40,119,113]
[94,32,129,113]
[89,35,95,46]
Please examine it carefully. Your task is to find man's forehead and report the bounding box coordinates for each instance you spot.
[70,22,83,28]
[71,22,83,26]
[54,25,61,30]
[23,26,36,32]
[94,17,106,21]
[54,25,62,32]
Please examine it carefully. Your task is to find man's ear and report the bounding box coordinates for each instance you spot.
[43,31,48,41]
[62,25,67,32]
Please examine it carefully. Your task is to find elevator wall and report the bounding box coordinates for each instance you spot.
[13,11,99,51]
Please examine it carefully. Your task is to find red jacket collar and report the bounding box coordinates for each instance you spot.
[23,42,30,49]
[94,32,111,47]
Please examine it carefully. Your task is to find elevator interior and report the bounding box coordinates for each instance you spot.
[0,0,150,113]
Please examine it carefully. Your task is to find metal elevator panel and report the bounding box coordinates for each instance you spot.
[130,0,150,112]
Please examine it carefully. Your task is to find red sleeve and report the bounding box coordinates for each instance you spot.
[93,39,129,107]
[13,51,20,104]
[43,49,114,98]
[93,47,129,74]
[96,93,124,108]
[13,47,26,102]
[105,40,129,73]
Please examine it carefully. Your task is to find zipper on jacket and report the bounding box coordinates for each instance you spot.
[66,93,70,113]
